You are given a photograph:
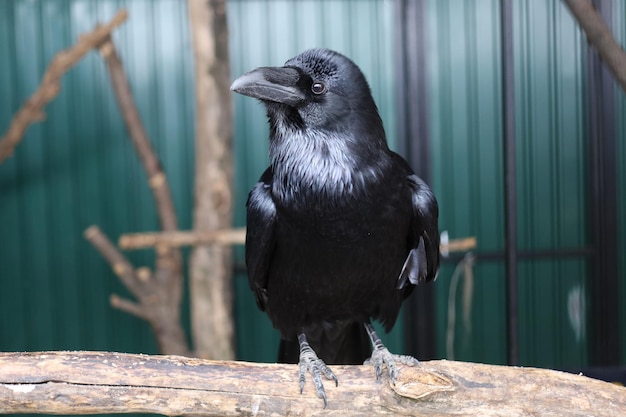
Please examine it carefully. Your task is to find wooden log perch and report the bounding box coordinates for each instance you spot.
[0,10,128,165]
[1,351,624,416]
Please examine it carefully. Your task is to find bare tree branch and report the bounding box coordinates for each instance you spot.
[118,229,476,254]
[84,226,142,296]
[84,226,189,355]
[119,228,246,249]
[109,294,147,319]
[562,0,626,93]
[98,37,179,233]
[81,32,190,356]
[0,10,128,164]
[1,351,625,416]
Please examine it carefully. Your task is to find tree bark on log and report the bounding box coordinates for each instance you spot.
[187,0,235,360]
[0,352,624,416]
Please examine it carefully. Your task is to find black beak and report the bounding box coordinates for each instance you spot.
[230,66,305,106]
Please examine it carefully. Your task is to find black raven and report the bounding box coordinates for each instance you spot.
[231,48,440,407]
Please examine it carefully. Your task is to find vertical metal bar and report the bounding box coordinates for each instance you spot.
[500,0,519,366]
[394,0,408,157]
[405,0,432,177]
[395,0,437,360]
[586,0,620,366]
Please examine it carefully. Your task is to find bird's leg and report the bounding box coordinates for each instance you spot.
[297,332,338,408]
[363,322,419,384]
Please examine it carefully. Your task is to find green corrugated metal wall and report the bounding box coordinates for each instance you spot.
[513,0,588,367]
[0,0,624,371]
[428,0,508,364]
[428,0,597,367]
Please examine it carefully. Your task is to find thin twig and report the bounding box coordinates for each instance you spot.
[84,226,142,297]
[98,37,178,233]
[109,294,146,319]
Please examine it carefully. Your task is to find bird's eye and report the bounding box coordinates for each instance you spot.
[311,82,326,95]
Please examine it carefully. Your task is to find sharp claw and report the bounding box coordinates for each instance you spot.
[307,360,330,406]
[320,364,339,387]
[299,361,306,394]
[388,362,398,384]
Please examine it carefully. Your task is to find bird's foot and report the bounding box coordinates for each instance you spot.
[363,322,419,384]
[298,333,338,408]
[364,345,419,384]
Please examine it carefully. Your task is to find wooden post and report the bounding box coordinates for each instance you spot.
[187,0,235,360]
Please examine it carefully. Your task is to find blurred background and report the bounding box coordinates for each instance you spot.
[0,0,624,382]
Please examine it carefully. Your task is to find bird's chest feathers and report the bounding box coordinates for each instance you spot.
[270,131,380,209]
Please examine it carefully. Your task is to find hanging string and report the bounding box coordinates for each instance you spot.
[446,252,476,360]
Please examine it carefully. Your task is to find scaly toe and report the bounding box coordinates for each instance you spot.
[365,347,419,384]
[299,351,338,408]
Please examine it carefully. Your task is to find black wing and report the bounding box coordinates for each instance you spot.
[245,168,276,311]
[397,174,440,288]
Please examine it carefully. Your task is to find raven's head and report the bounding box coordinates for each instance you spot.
[231,49,386,144]
[232,49,393,199]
